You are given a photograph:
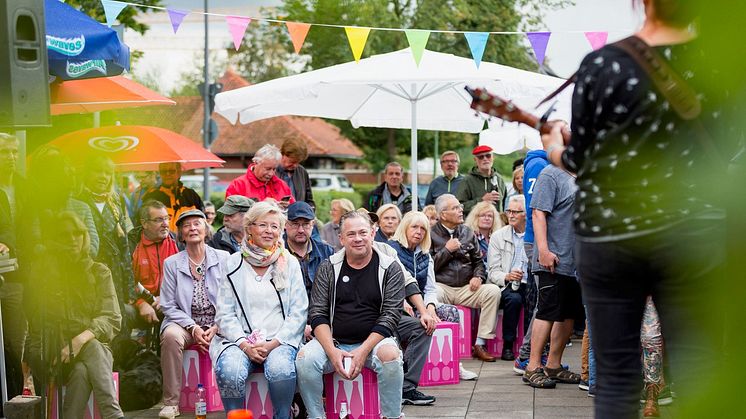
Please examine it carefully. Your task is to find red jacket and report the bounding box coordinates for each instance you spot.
[131,231,179,305]
[226,164,296,203]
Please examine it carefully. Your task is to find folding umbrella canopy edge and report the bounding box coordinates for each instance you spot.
[50,76,176,115]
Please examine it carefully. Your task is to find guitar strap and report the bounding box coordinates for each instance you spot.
[538,36,724,165]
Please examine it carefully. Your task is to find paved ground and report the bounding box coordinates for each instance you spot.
[125,338,675,418]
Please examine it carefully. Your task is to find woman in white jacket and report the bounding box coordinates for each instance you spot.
[210,202,308,417]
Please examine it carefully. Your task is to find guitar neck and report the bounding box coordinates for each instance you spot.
[466,86,571,143]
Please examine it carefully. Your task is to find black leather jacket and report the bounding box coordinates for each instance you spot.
[430,222,486,288]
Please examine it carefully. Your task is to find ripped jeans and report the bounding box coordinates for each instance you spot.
[295,337,403,418]
[214,344,298,419]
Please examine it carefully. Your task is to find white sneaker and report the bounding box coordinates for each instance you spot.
[459,363,478,380]
[159,405,180,418]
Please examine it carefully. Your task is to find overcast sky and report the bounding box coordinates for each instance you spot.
[131,0,642,90]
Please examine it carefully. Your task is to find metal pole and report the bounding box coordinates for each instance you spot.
[433,131,439,177]
[202,0,211,201]
[410,84,418,213]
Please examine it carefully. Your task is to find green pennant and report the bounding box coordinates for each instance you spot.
[404,29,430,66]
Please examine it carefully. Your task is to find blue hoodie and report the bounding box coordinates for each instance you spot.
[523,150,549,244]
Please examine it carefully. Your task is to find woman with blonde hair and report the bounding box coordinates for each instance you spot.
[388,211,478,381]
[211,201,308,417]
[464,201,504,266]
[422,205,438,227]
[375,203,402,243]
[320,198,355,251]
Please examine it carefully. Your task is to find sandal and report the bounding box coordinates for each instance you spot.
[545,366,581,384]
[522,367,557,388]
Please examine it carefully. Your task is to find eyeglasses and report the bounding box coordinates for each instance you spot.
[475,153,492,160]
[252,222,281,232]
[448,204,464,212]
[441,159,459,164]
[287,220,314,230]
[147,216,171,224]
[505,209,525,215]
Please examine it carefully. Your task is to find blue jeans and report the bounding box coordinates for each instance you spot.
[296,337,403,419]
[214,344,298,419]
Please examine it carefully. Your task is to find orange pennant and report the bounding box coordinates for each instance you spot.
[286,22,311,54]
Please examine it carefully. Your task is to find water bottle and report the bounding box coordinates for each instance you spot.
[195,383,207,419]
[339,401,349,419]
[511,277,521,291]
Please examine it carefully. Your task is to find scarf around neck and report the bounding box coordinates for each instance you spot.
[240,238,288,290]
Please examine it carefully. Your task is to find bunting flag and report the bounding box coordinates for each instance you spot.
[226,16,252,51]
[526,32,551,66]
[345,27,371,62]
[584,31,608,50]
[286,22,311,54]
[404,29,430,66]
[166,8,189,34]
[464,32,489,69]
[101,0,128,27]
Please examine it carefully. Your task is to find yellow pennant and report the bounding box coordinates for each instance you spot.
[344,27,371,62]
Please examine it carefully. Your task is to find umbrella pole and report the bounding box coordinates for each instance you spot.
[410,84,418,213]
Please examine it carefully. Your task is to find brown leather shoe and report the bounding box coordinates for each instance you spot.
[643,383,660,417]
[472,344,497,362]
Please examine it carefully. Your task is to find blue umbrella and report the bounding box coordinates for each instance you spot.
[45,0,130,80]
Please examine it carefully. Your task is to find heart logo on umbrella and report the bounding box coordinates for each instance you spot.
[88,136,140,152]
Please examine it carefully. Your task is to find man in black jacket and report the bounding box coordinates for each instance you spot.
[296,210,405,419]
[430,194,501,362]
[367,162,422,215]
[207,195,253,254]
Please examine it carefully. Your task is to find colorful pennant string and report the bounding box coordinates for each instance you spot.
[226,16,252,51]
[101,0,128,27]
[166,8,189,34]
[464,32,489,68]
[584,31,609,50]
[526,32,551,66]
[404,30,431,66]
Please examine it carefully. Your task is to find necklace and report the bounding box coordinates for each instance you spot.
[188,250,206,277]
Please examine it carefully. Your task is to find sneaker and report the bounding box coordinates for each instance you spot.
[578,380,589,391]
[402,389,436,406]
[459,363,478,380]
[513,357,529,375]
[158,405,180,419]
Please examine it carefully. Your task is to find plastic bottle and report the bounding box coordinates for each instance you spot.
[195,383,207,419]
[339,401,349,419]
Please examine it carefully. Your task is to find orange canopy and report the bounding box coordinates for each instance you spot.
[50,76,175,115]
[48,125,224,171]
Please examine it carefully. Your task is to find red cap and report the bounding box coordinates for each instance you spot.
[472,145,493,155]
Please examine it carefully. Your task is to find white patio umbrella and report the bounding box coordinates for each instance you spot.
[215,48,568,211]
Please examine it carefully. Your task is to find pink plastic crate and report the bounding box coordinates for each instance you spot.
[245,367,274,419]
[324,368,380,419]
[486,307,525,357]
[419,321,459,386]
[455,305,473,359]
[180,347,223,412]
[48,372,119,419]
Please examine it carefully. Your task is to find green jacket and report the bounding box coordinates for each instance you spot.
[456,166,508,215]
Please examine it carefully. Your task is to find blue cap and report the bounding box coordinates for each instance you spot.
[287,201,315,221]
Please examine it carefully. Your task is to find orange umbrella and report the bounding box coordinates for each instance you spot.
[48,125,224,171]
[50,76,176,115]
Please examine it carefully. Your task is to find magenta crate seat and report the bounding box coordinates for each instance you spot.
[419,321,459,386]
[180,347,223,412]
[244,367,274,419]
[455,305,473,359]
[48,372,119,419]
[324,367,380,419]
[486,307,526,357]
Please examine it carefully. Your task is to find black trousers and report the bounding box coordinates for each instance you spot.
[578,219,724,419]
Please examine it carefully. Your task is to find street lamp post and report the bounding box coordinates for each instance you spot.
[202,0,211,200]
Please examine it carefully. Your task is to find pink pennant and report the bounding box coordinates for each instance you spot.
[584,32,608,51]
[226,16,252,51]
